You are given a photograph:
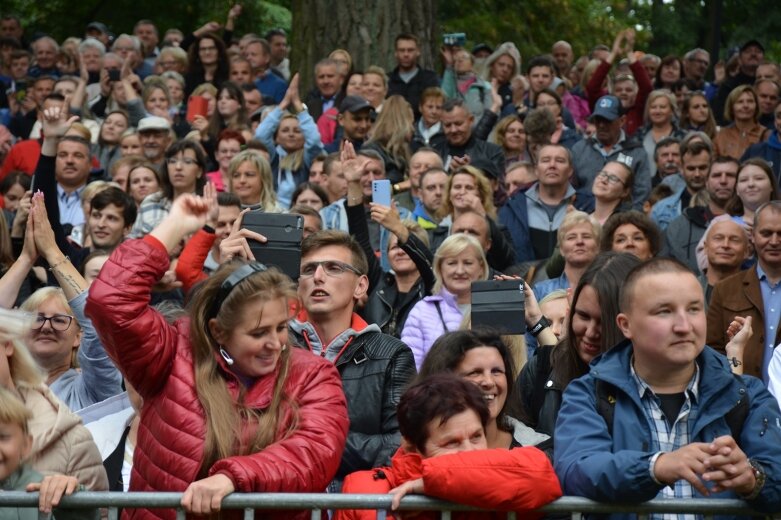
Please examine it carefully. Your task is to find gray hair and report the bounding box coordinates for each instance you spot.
[79,37,106,56]
[113,34,141,53]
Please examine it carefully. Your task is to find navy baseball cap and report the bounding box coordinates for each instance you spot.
[589,95,622,122]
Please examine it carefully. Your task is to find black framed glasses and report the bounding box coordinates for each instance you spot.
[33,314,74,331]
[300,260,363,278]
[597,170,626,186]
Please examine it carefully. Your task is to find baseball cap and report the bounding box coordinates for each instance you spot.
[740,40,765,53]
[138,116,171,132]
[589,95,622,122]
[339,95,372,114]
[86,22,109,35]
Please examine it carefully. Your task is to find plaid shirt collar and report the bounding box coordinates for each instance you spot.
[630,356,700,403]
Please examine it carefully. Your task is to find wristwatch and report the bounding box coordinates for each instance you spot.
[527,316,552,337]
[742,459,766,500]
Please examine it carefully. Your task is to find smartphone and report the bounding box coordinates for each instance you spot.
[107,69,120,82]
[471,279,525,335]
[241,211,304,280]
[186,95,208,123]
[14,80,26,102]
[443,33,466,47]
[372,179,392,207]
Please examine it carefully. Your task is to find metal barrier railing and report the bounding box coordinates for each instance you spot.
[0,492,768,520]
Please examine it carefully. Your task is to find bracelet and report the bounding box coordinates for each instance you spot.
[48,256,70,272]
[527,315,552,337]
[730,357,742,367]
[202,224,215,234]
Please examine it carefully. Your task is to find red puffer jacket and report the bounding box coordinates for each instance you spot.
[336,446,562,520]
[86,237,350,520]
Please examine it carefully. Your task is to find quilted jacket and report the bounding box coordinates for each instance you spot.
[86,237,350,520]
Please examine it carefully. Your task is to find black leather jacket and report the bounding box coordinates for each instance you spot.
[346,202,435,337]
[289,320,416,481]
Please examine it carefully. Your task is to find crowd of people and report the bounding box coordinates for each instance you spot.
[1,8,781,520]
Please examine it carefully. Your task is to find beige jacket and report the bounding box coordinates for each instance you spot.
[18,384,108,491]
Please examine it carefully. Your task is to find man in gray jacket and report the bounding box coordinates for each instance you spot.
[571,95,650,210]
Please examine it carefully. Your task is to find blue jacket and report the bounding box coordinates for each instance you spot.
[498,184,594,262]
[554,340,781,519]
[650,185,685,231]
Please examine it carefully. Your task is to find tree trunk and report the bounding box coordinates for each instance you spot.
[290,0,438,92]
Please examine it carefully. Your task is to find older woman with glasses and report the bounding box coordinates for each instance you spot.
[0,194,122,411]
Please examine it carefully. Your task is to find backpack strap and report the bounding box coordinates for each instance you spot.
[595,379,618,436]
[594,374,749,439]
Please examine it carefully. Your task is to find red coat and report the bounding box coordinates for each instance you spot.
[86,236,350,520]
[335,447,562,520]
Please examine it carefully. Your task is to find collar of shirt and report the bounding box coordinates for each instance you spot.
[57,183,86,202]
[630,355,700,404]
[592,130,627,157]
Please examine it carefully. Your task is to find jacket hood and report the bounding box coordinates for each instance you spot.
[20,384,84,458]
[289,312,381,362]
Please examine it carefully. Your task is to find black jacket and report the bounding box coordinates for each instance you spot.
[432,134,505,179]
[345,199,435,336]
[304,88,346,123]
[386,66,440,119]
[289,320,416,482]
[517,344,561,437]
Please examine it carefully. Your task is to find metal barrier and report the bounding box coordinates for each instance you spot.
[0,492,768,519]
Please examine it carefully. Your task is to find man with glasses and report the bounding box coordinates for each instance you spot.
[652,140,712,231]
[683,48,711,91]
[289,229,415,490]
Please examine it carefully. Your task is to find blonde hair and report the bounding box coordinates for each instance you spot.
[439,165,497,220]
[192,82,218,98]
[0,386,32,435]
[556,210,601,246]
[21,288,81,369]
[643,89,678,125]
[276,114,305,172]
[363,65,388,89]
[365,95,413,166]
[432,233,488,294]
[228,150,279,211]
[188,262,299,478]
[725,84,759,123]
[0,308,43,388]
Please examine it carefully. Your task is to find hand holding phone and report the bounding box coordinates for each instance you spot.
[372,179,392,207]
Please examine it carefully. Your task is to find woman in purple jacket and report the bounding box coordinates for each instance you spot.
[401,233,488,369]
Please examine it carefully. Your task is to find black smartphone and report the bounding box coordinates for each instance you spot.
[241,211,304,280]
[108,69,121,82]
[471,279,525,335]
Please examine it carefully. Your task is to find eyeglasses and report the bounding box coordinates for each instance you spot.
[300,260,363,278]
[597,170,626,186]
[167,157,198,166]
[33,314,74,331]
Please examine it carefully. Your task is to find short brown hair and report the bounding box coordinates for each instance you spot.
[619,257,694,312]
[301,230,368,275]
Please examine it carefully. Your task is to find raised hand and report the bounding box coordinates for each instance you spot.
[228,4,242,19]
[204,182,220,228]
[42,98,79,140]
[340,141,369,183]
[219,208,267,262]
[30,193,61,263]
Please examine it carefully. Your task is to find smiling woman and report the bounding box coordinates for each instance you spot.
[86,194,349,518]
[419,329,551,450]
